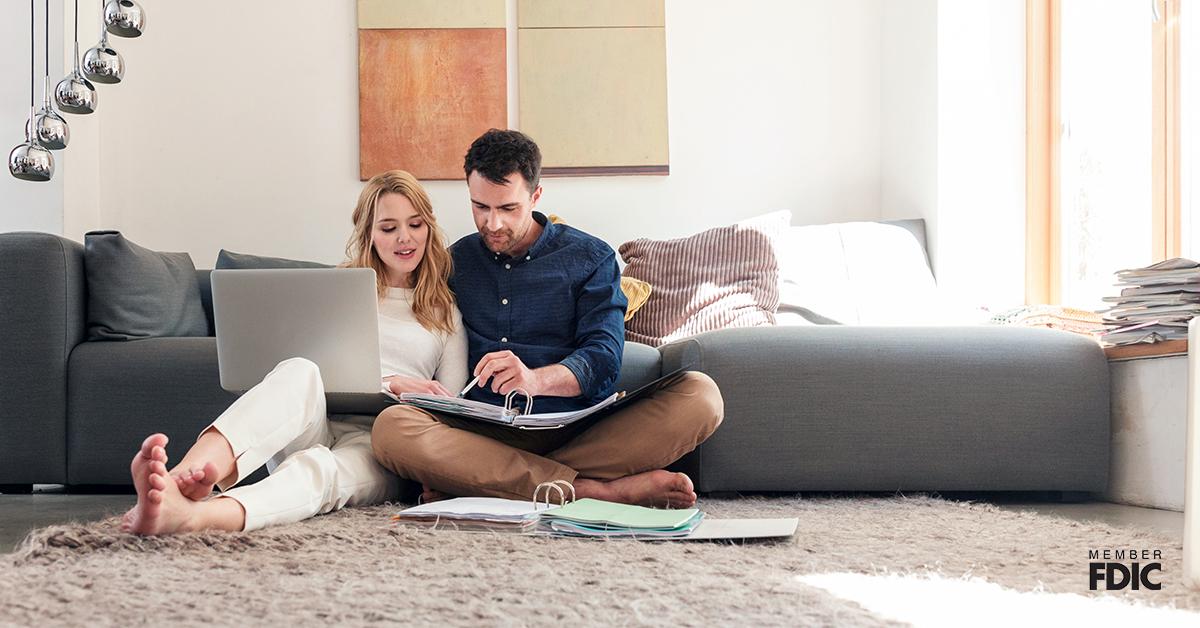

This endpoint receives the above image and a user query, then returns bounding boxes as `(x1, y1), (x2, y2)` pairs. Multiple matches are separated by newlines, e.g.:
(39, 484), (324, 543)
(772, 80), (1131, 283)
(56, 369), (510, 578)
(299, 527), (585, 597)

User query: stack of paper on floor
(538, 498), (704, 538)
(391, 497), (558, 532)
(1100, 258), (1200, 346)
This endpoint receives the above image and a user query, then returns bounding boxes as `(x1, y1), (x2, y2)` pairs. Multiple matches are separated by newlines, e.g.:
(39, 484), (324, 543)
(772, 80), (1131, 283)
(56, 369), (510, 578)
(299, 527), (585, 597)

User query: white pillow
(776, 222), (858, 324)
(777, 220), (970, 325)
(838, 222), (937, 325)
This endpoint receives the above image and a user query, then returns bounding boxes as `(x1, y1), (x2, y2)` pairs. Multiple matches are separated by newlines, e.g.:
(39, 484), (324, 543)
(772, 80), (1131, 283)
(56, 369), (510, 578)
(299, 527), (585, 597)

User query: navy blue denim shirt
(448, 212), (628, 413)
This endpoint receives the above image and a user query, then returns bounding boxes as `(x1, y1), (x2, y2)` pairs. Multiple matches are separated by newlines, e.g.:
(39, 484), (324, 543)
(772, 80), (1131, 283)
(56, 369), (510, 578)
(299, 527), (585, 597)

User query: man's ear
(529, 184), (543, 208)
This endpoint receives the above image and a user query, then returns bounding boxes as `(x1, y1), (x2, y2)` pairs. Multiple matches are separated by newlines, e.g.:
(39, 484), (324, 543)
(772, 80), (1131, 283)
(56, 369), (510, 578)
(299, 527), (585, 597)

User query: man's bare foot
(575, 470), (697, 509)
(173, 462), (220, 501)
(123, 458), (199, 536)
(419, 485), (449, 504)
(120, 434), (168, 532)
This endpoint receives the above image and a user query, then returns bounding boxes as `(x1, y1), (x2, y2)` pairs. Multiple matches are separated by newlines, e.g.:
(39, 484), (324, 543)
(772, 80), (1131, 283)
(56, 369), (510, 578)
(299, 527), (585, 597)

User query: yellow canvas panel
(518, 0), (664, 28)
(358, 0), (506, 29)
(519, 27), (668, 170)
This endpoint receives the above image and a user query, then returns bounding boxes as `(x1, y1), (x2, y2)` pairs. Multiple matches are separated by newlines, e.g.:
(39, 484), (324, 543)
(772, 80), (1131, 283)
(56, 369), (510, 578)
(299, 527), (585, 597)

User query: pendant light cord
(30, 0), (35, 109)
(44, 0), (49, 79)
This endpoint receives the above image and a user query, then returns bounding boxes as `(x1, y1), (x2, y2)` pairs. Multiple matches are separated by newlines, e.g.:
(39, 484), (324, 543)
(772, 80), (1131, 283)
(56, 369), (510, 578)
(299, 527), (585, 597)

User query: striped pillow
(619, 213), (786, 346)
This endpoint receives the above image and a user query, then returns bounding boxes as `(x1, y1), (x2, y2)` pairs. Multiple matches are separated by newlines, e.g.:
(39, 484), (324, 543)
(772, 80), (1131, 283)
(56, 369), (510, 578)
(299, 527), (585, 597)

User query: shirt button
(505, 264), (511, 270)
(525, 256), (531, 261)
(501, 337), (508, 342)
(501, 298), (509, 305)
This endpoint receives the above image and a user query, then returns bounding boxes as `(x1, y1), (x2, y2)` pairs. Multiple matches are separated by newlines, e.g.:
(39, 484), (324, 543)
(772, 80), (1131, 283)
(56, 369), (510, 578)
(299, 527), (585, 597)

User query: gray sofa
(0, 230), (1111, 493)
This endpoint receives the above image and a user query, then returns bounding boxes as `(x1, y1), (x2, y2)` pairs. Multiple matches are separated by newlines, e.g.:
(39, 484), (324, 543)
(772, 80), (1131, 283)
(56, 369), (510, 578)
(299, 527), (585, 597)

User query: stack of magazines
(1099, 258), (1200, 346)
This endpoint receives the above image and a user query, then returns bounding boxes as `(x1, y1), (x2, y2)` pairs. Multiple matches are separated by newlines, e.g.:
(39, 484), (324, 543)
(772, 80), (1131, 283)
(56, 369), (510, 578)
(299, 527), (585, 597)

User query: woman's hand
(384, 375), (452, 396)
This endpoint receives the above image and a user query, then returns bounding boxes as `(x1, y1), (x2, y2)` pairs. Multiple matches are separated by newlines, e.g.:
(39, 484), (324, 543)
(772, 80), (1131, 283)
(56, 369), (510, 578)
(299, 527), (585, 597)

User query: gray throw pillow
(215, 249), (331, 270)
(84, 231), (209, 340)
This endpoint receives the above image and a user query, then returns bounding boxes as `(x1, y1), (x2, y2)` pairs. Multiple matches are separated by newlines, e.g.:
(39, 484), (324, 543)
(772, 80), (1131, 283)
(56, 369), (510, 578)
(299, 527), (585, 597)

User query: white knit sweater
(378, 287), (469, 392)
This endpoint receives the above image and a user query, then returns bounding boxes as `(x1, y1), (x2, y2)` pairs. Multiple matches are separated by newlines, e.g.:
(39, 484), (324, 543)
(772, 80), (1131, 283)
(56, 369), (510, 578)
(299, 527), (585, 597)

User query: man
(372, 130), (723, 508)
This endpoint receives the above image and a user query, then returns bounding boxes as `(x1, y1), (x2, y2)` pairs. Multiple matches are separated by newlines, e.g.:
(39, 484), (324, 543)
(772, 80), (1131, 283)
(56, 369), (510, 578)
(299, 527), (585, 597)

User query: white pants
(208, 357), (401, 531)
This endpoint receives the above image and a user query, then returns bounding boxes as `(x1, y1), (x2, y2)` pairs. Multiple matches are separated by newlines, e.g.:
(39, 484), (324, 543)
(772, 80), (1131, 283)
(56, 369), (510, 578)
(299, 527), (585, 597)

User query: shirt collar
(524, 211), (555, 260)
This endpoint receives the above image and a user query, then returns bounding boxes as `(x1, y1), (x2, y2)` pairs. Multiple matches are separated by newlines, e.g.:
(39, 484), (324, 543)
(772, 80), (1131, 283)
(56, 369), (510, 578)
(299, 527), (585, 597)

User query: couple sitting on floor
(122, 129), (725, 535)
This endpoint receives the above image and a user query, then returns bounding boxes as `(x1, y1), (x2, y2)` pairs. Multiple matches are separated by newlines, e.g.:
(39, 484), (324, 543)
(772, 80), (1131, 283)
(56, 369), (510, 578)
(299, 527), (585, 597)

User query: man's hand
(384, 375), (451, 396)
(474, 350), (541, 396)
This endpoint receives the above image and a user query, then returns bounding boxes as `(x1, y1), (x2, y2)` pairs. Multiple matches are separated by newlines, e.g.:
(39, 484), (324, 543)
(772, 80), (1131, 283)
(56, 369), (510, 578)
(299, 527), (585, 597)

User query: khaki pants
(370, 372), (724, 500)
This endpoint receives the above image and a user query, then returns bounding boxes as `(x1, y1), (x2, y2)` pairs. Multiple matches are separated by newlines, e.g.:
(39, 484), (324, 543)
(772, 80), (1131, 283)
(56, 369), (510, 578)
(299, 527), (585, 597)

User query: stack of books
(1099, 258), (1200, 346)
(392, 497), (703, 539)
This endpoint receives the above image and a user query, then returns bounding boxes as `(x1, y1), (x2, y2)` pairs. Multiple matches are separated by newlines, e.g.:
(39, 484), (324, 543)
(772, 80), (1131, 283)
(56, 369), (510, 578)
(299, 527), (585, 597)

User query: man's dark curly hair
(463, 129), (542, 193)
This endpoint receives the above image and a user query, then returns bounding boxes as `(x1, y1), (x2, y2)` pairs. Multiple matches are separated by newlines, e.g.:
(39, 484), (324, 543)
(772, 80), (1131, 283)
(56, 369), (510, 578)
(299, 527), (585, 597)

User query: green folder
(540, 498), (700, 530)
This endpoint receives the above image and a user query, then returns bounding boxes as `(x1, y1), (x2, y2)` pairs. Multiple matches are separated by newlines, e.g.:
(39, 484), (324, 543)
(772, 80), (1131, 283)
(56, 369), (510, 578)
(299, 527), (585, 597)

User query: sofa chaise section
(660, 326), (1111, 493)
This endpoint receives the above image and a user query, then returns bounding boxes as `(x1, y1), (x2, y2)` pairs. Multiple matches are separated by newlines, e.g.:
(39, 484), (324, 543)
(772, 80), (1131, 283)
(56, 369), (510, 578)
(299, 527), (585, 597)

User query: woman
(121, 170), (467, 535)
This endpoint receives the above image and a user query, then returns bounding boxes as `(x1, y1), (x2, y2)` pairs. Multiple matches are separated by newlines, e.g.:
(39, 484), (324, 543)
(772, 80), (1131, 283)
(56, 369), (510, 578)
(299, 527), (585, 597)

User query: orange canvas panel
(359, 28), (507, 181)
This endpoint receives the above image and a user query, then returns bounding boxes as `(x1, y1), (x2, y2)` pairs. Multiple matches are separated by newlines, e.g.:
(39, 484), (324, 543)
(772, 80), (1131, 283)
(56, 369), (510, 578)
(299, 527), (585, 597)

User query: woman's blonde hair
(344, 170), (455, 335)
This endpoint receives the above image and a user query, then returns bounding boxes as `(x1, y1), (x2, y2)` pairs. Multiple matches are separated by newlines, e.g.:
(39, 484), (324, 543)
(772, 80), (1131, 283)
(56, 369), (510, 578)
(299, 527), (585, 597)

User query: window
(1027, 0), (1183, 309)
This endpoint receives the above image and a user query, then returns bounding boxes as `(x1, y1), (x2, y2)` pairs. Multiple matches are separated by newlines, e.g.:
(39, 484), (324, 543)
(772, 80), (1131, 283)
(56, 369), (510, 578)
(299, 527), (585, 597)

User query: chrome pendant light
(10, 0), (54, 181)
(104, 0), (145, 38)
(31, 0), (69, 150)
(56, 0), (97, 114)
(10, 107), (54, 181)
(83, 0), (125, 84)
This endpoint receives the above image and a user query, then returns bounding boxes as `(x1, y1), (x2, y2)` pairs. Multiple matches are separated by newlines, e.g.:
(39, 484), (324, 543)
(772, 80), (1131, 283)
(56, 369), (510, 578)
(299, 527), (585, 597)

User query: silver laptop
(210, 268), (382, 393)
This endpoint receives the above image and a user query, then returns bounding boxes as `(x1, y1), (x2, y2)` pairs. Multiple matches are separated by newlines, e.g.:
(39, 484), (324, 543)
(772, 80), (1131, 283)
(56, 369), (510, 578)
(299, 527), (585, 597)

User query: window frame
(1025, 0), (1182, 306)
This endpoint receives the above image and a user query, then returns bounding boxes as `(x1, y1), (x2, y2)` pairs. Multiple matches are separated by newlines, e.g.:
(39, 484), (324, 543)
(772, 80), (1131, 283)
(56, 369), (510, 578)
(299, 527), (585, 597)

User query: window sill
(1104, 339), (1188, 362)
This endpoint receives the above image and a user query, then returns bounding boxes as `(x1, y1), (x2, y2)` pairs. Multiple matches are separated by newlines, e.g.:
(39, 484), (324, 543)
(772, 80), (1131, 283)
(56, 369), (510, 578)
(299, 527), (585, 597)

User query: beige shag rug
(3, 496), (1199, 626)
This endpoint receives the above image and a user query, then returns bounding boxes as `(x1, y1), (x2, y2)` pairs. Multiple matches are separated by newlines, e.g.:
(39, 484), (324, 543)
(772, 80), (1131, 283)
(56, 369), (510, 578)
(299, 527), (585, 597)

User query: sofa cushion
(619, 212), (787, 346)
(66, 337), (240, 484)
(215, 250), (331, 270)
(84, 231), (208, 340)
(613, 341), (662, 392)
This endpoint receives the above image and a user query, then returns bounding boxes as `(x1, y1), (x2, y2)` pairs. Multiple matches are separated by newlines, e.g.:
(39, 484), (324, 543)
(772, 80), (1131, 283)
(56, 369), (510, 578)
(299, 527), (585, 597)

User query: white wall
(935, 0), (1026, 308)
(63, 0), (883, 266)
(50, 0), (1025, 310)
(880, 0), (938, 234)
(0, 0), (64, 235)
(880, 0), (1025, 309)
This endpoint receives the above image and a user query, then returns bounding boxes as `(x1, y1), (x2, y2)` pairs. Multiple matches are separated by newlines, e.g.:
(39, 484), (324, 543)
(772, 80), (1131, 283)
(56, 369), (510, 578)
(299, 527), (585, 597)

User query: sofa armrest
(0, 232), (87, 484)
(660, 326), (1110, 492)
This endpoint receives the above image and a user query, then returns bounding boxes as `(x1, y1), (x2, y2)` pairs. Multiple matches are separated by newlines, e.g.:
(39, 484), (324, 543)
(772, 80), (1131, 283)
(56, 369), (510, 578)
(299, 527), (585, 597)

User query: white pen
(457, 374), (481, 398)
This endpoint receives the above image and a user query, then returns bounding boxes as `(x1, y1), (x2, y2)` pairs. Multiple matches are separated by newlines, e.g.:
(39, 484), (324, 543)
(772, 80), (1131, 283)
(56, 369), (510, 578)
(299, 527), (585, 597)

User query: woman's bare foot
(574, 470), (697, 509)
(123, 458), (200, 536)
(120, 434), (168, 532)
(173, 462), (220, 501)
(167, 427), (236, 501)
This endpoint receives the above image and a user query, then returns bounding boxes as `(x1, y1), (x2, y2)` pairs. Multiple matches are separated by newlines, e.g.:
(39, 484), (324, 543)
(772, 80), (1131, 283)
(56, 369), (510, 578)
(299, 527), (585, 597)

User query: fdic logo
(1088, 549), (1163, 591)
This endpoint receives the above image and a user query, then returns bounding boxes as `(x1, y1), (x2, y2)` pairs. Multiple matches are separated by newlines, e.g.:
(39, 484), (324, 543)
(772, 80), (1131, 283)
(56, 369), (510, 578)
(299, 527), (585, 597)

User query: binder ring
(504, 388), (533, 416)
(532, 480), (576, 508)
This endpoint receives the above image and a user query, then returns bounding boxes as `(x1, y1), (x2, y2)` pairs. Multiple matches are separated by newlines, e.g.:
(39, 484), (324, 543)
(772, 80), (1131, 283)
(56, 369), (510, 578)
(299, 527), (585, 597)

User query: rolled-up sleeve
(559, 251), (628, 402)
